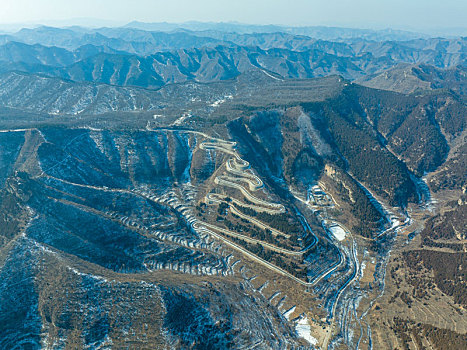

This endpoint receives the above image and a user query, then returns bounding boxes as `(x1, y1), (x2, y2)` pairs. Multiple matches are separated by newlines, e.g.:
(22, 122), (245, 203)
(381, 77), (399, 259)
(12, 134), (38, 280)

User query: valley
(0, 119), (429, 349)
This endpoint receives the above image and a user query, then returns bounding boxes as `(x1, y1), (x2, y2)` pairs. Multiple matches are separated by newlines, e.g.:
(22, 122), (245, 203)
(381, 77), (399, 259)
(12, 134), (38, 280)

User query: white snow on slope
(296, 315), (318, 345)
(329, 225), (346, 241)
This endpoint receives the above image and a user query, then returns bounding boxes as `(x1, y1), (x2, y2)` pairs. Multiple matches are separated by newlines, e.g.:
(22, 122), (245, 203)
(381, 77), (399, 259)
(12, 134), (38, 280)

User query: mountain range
(0, 26), (465, 90)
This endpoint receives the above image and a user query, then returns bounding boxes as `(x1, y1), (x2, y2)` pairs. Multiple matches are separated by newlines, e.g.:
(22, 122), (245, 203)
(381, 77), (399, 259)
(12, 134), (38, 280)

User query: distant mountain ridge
(357, 64), (467, 94)
(124, 21), (431, 41)
(1, 25), (462, 54)
(0, 30), (465, 89)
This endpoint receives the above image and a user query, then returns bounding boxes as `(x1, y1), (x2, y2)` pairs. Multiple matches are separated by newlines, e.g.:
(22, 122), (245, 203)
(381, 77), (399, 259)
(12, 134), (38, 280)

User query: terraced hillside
(0, 127), (310, 348)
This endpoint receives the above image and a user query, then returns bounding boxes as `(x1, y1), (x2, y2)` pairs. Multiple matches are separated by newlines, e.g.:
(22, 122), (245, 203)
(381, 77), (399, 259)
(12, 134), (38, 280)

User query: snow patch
(262, 70), (283, 81)
(209, 95), (233, 107)
(296, 315), (318, 345)
(283, 306), (296, 320)
(329, 225), (346, 241)
(172, 112), (192, 126)
(67, 266), (110, 282)
(0, 128), (29, 133)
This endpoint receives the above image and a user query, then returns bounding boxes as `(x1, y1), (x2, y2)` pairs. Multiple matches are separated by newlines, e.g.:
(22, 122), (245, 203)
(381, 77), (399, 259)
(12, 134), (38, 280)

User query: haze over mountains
(0, 22), (466, 349)
(0, 25), (465, 90)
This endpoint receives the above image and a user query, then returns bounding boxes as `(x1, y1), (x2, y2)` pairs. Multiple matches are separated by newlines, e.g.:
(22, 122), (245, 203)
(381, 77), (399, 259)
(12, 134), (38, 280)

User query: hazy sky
(0, 0), (466, 31)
